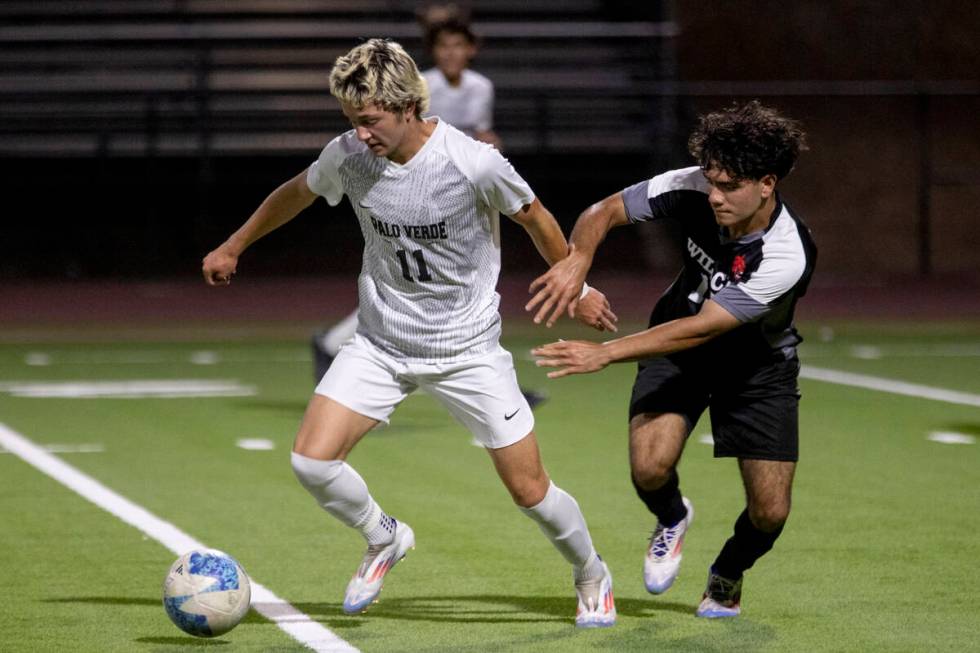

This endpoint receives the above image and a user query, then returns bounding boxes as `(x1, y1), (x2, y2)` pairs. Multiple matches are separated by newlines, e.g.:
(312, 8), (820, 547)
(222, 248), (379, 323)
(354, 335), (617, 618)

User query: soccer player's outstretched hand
(533, 340), (611, 378)
(575, 287), (618, 332)
(202, 246), (238, 286)
(526, 245), (590, 327)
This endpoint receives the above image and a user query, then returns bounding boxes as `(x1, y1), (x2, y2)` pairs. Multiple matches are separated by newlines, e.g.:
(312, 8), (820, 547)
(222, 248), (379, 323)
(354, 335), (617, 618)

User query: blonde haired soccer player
(310, 9), (547, 407)
(202, 39), (618, 627)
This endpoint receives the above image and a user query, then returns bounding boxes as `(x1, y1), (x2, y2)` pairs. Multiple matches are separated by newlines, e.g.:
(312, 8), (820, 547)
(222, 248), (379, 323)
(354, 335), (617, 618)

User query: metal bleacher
(0, 0), (677, 158)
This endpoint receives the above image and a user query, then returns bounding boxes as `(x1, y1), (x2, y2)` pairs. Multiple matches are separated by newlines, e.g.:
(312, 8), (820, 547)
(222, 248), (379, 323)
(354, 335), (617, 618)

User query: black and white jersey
(621, 166), (817, 363)
(306, 118), (535, 363)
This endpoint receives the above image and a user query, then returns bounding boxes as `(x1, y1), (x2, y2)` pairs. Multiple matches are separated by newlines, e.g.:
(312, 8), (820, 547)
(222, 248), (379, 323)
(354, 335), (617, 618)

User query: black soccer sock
(712, 509), (784, 580)
(631, 468), (687, 527)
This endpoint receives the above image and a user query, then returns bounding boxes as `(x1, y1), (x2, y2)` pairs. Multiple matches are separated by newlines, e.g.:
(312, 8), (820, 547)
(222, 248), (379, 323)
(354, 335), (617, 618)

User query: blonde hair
(329, 39), (429, 118)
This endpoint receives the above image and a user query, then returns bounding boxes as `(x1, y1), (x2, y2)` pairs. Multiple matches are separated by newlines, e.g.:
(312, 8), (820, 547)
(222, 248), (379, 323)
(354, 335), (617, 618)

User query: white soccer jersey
(422, 68), (494, 135)
(306, 118), (534, 362)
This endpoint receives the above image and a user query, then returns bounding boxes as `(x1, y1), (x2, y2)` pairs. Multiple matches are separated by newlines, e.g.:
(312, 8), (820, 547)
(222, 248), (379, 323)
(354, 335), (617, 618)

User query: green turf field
(1, 321), (978, 652)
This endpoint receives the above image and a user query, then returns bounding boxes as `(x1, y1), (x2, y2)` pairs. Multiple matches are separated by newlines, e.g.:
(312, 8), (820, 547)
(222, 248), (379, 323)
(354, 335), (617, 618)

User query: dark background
(1, 1), (978, 289)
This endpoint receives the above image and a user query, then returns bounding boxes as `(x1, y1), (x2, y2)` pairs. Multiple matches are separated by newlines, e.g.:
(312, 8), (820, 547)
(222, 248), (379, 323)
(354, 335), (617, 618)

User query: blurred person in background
(202, 38), (618, 627)
(419, 3), (501, 149)
(311, 4), (546, 407)
(530, 101), (815, 619)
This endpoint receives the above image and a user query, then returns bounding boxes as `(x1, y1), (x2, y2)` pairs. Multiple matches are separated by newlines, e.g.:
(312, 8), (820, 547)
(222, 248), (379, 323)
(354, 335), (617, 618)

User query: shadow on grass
(43, 597), (265, 625)
(134, 636), (230, 646)
(44, 596), (161, 606)
(291, 594), (693, 625)
(45, 594), (775, 650)
(295, 596), (776, 651)
(941, 421), (980, 436)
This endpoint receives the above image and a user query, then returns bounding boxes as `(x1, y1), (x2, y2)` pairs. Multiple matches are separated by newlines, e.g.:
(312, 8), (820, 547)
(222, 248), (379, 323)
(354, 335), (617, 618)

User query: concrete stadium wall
(676, 0), (980, 279)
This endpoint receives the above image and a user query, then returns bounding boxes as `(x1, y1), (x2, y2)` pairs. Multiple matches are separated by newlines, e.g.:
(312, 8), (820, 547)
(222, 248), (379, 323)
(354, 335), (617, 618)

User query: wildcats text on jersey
(686, 238), (715, 276)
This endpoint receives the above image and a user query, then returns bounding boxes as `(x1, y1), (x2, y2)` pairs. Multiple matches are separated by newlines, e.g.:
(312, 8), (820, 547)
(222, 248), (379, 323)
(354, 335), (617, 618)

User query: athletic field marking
(236, 438), (276, 451)
(190, 350), (220, 365)
(17, 350), (308, 365)
(697, 433), (714, 445)
(0, 380), (256, 399)
(800, 365), (980, 408)
(0, 423), (358, 653)
(927, 431), (976, 445)
(25, 352), (52, 366)
(849, 345), (882, 360)
(0, 442), (104, 454)
(800, 343), (980, 359)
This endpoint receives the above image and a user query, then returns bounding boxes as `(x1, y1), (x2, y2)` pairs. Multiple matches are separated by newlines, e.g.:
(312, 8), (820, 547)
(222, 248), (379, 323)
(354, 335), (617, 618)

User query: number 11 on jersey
(396, 249), (432, 282)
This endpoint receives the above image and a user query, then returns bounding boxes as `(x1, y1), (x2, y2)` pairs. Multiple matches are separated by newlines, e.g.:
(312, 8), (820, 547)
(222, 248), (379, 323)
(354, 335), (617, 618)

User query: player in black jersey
(529, 101), (815, 618)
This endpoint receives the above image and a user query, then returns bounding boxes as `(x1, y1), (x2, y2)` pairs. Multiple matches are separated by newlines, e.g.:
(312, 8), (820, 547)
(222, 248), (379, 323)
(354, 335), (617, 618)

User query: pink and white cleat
(575, 557), (616, 628)
(342, 520), (415, 614)
(644, 497), (693, 594)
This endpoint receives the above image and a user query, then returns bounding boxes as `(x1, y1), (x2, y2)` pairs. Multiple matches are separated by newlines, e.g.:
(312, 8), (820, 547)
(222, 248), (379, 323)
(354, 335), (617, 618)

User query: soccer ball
(162, 549), (251, 637)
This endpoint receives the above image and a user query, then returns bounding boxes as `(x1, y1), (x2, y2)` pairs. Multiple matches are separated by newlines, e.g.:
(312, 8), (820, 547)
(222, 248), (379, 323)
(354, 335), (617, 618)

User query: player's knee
(630, 461), (673, 491)
(292, 421), (350, 461)
(748, 501), (790, 532)
(507, 475), (549, 508)
(290, 452), (344, 488)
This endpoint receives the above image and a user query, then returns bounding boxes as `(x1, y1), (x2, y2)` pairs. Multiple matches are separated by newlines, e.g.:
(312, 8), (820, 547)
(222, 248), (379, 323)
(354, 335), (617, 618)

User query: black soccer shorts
(628, 352), (801, 462)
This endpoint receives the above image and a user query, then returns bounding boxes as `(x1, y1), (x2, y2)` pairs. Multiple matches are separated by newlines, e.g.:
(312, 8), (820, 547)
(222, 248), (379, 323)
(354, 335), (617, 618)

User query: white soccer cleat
(342, 520), (415, 614)
(695, 568), (742, 618)
(574, 557), (616, 628)
(644, 496), (693, 594)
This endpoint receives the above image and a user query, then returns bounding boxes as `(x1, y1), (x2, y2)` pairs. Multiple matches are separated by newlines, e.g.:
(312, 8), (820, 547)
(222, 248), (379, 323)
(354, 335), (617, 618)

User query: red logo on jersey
(731, 255), (746, 281)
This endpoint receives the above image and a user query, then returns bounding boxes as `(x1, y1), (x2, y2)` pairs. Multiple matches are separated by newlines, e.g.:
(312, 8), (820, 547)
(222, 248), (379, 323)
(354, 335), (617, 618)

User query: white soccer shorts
(315, 333), (535, 449)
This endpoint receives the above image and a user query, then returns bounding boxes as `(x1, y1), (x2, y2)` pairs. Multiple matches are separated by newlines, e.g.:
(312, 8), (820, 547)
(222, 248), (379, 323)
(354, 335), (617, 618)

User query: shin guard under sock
(712, 509), (784, 579)
(632, 468), (687, 527)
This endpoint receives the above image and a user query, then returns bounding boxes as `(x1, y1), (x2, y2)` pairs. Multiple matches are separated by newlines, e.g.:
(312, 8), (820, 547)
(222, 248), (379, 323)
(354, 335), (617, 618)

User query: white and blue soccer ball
(163, 549), (251, 638)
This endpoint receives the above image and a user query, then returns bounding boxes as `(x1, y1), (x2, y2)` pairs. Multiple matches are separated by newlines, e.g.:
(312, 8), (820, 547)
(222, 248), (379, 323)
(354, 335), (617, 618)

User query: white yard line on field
(21, 351), (309, 365)
(0, 423), (358, 653)
(0, 442), (104, 454)
(0, 380), (257, 398)
(927, 431), (976, 445)
(236, 438), (276, 450)
(800, 344), (980, 359)
(800, 365), (980, 408)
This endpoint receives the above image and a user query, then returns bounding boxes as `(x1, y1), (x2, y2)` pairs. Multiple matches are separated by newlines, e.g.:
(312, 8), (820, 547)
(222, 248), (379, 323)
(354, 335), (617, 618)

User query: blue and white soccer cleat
(695, 568), (742, 618)
(342, 520), (415, 614)
(644, 496), (693, 594)
(574, 557), (616, 628)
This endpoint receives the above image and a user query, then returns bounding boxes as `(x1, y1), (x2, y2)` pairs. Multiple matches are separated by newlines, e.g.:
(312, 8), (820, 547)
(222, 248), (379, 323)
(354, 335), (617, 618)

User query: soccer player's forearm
(601, 316), (725, 364)
(568, 194), (626, 262)
(224, 172), (315, 254)
(527, 221), (568, 266)
(514, 200), (568, 266)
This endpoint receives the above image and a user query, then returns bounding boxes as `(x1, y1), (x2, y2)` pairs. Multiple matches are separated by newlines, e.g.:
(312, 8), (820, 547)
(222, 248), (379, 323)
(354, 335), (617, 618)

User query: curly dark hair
(423, 17), (477, 51)
(688, 100), (807, 181)
(418, 2), (477, 52)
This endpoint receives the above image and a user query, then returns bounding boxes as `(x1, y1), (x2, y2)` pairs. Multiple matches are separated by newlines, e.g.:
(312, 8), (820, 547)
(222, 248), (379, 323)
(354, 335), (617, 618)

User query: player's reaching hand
(202, 245), (239, 286)
(526, 244), (591, 327)
(575, 287), (618, 332)
(533, 339), (612, 378)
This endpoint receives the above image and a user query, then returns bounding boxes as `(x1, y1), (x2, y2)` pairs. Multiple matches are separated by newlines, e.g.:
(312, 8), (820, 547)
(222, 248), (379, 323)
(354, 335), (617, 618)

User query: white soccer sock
(520, 482), (598, 575)
(290, 452), (395, 545)
(322, 311), (359, 357)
